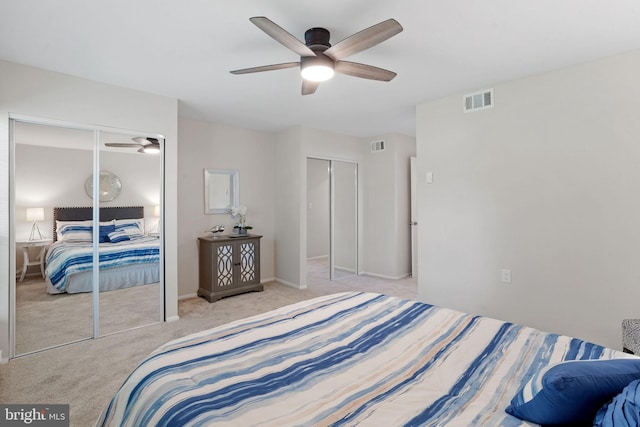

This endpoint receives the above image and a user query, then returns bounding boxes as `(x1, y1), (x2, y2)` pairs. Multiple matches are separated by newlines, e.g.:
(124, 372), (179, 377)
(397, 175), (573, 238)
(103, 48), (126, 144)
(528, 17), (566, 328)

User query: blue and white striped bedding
(45, 237), (160, 293)
(97, 292), (629, 426)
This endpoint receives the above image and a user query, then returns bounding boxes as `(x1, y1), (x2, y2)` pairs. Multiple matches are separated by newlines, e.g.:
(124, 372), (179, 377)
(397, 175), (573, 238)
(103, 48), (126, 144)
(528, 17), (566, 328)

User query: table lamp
(26, 207), (45, 240)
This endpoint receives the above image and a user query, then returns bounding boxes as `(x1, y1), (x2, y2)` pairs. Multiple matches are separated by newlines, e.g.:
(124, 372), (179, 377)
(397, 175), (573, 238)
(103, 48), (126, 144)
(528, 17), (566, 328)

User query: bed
(97, 292), (640, 426)
(45, 206), (160, 294)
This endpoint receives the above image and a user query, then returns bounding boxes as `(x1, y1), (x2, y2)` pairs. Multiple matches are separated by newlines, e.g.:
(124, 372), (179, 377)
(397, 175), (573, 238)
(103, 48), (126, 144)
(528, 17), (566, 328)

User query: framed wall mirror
(204, 168), (238, 214)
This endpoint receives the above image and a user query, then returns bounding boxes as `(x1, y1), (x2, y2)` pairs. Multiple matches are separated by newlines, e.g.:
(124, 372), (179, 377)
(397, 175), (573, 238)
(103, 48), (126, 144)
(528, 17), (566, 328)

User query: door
(13, 121), (95, 355)
(306, 157), (358, 284)
(10, 117), (164, 357)
(410, 156), (418, 279)
(331, 160), (357, 280)
(306, 159), (331, 284)
(98, 130), (163, 336)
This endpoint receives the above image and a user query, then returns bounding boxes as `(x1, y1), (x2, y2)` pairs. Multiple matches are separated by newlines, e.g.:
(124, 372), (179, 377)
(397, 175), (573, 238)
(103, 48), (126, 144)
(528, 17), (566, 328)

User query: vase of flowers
(229, 205), (253, 235)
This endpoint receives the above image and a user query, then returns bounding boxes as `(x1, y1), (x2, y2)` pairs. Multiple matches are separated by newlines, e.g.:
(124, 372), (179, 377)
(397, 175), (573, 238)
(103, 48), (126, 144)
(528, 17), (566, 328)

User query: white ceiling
(1, 1), (639, 138)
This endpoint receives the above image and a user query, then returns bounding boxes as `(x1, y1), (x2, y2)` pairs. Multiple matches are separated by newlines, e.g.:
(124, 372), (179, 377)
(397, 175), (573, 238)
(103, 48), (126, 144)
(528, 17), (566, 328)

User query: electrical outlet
(501, 269), (512, 283)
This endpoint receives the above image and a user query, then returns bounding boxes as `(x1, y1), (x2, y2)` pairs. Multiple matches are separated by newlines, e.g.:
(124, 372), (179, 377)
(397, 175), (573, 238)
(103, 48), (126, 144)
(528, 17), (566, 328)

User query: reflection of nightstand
(16, 239), (52, 282)
(148, 232), (160, 238)
(623, 319), (640, 355)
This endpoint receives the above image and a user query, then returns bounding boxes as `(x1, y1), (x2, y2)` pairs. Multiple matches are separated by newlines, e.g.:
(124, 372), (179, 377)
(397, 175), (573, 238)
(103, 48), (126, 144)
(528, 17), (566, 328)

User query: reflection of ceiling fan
(230, 17), (403, 95)
(104, 137), (161, 154)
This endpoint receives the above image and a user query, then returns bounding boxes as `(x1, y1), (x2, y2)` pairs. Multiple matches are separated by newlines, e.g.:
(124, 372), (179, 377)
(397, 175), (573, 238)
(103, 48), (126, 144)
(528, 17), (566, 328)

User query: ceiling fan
(230, 16), (403, 95)
(104, 137), (161, 154)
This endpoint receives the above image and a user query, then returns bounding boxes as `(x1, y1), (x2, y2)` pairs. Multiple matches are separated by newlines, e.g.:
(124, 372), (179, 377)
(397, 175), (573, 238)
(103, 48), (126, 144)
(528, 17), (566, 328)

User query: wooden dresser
(198, 234), (263, 302)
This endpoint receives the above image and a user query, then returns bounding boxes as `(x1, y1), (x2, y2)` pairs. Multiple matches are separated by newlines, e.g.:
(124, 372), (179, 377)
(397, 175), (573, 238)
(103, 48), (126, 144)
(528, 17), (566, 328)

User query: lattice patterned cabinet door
(240, 242), (256, 283)
(217, 243), (234, 287)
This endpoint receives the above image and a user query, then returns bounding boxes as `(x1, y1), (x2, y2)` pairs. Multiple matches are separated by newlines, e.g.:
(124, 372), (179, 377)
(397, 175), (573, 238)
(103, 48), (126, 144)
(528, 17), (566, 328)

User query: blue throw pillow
(99, 223), (115, 243)
(506, 359), (640, 424)
(594, 379), (640, 426)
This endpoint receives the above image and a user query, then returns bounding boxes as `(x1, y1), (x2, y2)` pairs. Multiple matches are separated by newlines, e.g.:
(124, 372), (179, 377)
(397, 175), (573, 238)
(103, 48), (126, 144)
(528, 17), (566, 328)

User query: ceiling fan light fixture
(141, 144), (160, 154)
(300, 55), (335, 82)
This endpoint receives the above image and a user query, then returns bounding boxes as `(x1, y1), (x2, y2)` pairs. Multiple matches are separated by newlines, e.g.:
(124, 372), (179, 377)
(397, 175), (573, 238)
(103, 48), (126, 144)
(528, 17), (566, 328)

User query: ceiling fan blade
(249, 16), (316, 57)
(302, 79), (320, 95)
(104, 143), (141, 148)
(132, 136), (159, 144)
(335, 61), (397, 81)
(324, 19), (403, 61)
(230, 62), (300, 75)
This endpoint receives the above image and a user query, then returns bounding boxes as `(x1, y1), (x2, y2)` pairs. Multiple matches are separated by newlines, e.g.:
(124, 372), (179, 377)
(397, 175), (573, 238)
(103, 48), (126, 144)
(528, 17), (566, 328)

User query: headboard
(52, 206), (144, 242)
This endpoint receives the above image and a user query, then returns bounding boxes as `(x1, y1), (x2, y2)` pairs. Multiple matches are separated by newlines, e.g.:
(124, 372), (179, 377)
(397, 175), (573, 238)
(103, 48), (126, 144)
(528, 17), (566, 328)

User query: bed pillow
(594, 379), (640, 426)
(114, 222), (144, 240)
(505, 359), (640, 424)
(58, 223), (93, 242)
(108, 230), (131, 243)
(56, 220), (93, 241)
(114, 218), (145, 235)
(99, 221), (115, 243)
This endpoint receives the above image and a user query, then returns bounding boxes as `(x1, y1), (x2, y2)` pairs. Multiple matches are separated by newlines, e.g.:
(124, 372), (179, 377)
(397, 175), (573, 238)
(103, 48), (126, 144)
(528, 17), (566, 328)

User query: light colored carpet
(0, 275), (416, 427)
(15, 278), (161, 355)
(307, 256), (354, 284)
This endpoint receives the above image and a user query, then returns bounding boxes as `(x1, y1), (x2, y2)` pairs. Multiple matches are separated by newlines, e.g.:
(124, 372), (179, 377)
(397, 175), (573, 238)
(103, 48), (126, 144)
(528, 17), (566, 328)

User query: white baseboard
(307, 255), (328, 261)
(178, 293), (198, 301)
(361, 271), (411, 280)
(275, 278), (307, 290)
(166, 315), (180, 323)
(335, 265), (356, 274)
(261, 277), (275, 284)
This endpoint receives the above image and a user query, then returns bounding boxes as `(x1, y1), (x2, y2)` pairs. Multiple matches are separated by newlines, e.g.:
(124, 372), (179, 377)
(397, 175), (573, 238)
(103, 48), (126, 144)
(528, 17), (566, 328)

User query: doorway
(10, 116), (164, 358)
(306, 158), (358, 284)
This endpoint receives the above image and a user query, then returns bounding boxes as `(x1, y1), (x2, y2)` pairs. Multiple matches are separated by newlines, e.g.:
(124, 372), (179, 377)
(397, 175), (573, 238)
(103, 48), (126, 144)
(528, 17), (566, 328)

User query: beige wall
(363, 134), (416, 279)
(177, 117), (276, 297)
(416, 49), (640, 349)
(0, 59), (178, 361)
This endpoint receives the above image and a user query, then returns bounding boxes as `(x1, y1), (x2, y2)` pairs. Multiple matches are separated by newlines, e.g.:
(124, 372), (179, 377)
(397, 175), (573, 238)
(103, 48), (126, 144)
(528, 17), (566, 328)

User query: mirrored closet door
(98, 131), (163, 336)
(11, 118), (164, 357)
(306, 158), (358, 285)
(13, 122), (95, 355)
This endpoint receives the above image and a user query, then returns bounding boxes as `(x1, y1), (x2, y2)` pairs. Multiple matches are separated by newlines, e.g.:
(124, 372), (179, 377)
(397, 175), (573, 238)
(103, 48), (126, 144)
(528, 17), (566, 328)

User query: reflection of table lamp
(26, 207), (45, 241)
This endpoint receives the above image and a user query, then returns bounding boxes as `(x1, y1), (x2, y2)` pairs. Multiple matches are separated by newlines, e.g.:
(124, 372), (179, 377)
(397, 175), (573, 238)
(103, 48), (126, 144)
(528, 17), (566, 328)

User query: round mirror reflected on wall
(84, 170), (122, 201)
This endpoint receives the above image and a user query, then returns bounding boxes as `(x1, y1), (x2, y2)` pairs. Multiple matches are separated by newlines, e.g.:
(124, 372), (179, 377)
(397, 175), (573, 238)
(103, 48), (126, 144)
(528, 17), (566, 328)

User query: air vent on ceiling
(371, 140), (385, 152)
(464, 88), (494, 112)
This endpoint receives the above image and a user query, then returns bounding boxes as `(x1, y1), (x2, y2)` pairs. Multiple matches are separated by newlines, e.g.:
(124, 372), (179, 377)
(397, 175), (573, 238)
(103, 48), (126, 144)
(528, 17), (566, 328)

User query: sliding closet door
(306, 158), (358, 285)
(332, 160), (357, 279)
(13, 121), (95, 355)
(98, 131), (163, 336)
(307, 159), (331, 284)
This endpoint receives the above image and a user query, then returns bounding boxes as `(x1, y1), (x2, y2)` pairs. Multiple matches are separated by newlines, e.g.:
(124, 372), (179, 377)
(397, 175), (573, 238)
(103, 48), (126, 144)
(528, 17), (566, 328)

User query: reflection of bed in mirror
(45, 206), (160, 294)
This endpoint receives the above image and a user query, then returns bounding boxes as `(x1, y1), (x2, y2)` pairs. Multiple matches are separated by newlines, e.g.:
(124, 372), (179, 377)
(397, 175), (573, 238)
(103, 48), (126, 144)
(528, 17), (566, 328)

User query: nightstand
(16, 239), (52, 282)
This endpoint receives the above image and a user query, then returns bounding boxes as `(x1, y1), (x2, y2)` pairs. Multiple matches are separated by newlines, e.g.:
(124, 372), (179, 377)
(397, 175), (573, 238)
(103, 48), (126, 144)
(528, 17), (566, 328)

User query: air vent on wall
(464, 88), (494, 112)
(371, 140), (385, 152)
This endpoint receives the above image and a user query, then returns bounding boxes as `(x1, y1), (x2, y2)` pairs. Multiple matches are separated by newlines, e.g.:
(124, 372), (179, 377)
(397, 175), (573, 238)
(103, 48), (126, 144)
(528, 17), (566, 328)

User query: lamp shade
(153, 205), (160, 217)
(26, 207), (44, 222)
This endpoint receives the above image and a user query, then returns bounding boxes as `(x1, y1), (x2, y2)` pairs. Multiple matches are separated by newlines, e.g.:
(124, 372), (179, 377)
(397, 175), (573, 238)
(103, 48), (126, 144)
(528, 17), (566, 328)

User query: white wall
(15, 144), (161, 241)
(274, 127), (304, 287)
(177, 117), (276, 297)
(363, 134), (416, 279)
(0, 60), (178, 360)
(416, 49), (640, 349)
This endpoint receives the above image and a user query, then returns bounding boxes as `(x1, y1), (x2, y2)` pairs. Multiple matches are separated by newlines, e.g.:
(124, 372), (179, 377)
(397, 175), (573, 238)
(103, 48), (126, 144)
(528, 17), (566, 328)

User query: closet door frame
(306, 156), (359, 283)
(8, 114), (165, 359)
